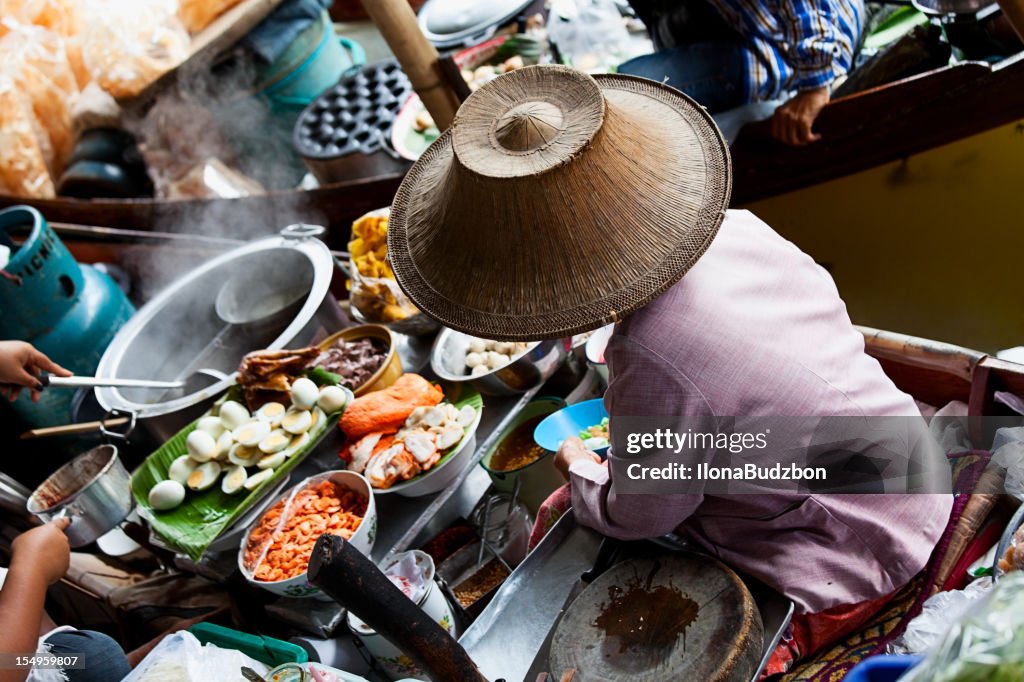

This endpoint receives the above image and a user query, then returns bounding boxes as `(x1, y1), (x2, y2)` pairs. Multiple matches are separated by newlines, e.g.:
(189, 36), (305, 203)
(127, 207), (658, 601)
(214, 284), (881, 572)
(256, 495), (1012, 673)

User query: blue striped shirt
(705, 0), (865, 101)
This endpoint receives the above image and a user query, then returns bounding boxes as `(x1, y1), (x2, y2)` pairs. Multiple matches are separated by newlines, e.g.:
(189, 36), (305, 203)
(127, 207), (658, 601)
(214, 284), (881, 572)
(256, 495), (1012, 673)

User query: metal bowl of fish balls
(430, 328), (570, 396)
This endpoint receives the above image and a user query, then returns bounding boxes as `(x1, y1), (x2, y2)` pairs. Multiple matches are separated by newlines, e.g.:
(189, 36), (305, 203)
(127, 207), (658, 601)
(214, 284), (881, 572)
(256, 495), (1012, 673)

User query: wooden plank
(0, 173), (405, 249)
(732, 54), (1024, 204)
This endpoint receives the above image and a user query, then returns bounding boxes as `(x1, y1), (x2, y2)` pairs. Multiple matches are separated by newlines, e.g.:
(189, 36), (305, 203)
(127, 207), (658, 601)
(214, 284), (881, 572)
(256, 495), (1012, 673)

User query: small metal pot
(27, 444), (133, 547)
(430, 328), (569, 396)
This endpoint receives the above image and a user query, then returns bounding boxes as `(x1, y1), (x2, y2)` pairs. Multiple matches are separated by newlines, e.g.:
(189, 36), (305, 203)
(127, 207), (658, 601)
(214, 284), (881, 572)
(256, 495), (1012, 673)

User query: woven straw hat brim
(388, 66), (731, 341)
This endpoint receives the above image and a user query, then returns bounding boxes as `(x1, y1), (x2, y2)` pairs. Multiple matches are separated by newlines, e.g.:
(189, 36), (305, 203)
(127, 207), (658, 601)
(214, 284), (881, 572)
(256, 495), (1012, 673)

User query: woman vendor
(382, 65), (954, 676)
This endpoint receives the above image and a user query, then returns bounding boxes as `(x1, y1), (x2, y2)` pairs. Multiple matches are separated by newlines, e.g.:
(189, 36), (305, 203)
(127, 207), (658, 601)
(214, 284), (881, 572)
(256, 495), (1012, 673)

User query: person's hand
(771, 87), (830, 146)
(0, 340), (71, 402)
(11, 518), (71, 585)
(554, 436), (602, 480)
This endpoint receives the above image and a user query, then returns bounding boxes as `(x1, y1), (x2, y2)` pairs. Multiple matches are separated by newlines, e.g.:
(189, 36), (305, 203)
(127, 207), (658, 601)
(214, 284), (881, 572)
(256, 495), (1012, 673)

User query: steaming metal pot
(94, 224), (346, 443)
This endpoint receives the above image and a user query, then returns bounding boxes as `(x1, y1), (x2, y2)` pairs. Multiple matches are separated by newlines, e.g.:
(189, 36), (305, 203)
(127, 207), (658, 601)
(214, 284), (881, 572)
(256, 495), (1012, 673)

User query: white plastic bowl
(238, 470), (377, 599)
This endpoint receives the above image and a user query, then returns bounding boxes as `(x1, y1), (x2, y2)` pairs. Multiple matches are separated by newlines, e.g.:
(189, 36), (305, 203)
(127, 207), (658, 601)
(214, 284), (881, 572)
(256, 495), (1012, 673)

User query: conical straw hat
(388, 65), (731, 341)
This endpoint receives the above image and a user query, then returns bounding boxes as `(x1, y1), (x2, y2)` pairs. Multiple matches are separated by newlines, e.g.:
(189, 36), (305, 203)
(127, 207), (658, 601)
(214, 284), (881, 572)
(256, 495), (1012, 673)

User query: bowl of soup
(480, 398), (566, 513)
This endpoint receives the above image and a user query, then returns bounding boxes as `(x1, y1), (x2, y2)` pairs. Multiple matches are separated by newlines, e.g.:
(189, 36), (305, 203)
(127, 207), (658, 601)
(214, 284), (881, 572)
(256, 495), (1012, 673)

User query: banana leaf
(131, 387), (346, 561)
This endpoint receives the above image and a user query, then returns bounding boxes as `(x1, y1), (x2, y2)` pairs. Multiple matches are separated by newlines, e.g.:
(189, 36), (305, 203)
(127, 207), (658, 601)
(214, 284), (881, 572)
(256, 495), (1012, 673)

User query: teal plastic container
(259, 11), (366, 115)
(0, 205), (134, 427)
(189, 622), (308, 668)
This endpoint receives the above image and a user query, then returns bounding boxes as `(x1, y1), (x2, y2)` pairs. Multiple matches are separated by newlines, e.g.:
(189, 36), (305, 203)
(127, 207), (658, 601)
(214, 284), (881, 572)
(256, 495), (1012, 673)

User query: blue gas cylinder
(0, 205), (135, 427)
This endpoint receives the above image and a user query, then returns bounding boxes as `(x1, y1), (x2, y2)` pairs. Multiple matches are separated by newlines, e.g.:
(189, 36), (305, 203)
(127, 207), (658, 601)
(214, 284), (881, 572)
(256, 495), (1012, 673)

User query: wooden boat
(731, 51), (1024, 203)
(3, 45), (1021, 250)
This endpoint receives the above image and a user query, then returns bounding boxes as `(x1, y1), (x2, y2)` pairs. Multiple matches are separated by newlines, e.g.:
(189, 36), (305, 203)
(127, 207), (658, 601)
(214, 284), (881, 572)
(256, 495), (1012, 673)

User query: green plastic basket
(189, 622), (308, 667)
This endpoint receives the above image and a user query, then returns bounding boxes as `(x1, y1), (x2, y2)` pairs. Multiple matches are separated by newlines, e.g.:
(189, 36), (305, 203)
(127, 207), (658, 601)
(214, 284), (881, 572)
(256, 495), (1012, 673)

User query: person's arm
(1000, 0), (1024, 39)
(771, 0), (842, 145)
(0, 341), (71, 402)
(0, 519), (71, 682)
(554, 334), (711, 540)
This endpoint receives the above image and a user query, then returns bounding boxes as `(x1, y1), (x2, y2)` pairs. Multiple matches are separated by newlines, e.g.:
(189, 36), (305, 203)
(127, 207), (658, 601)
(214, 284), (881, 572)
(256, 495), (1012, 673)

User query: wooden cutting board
(550, 555), (764, 682)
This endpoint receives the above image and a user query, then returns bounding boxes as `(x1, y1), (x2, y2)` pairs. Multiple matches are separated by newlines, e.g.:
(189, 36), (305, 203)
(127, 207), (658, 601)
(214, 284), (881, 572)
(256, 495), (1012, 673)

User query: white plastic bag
(547, 0), (637, 72)
(889, 577), (993, 655)
(901, 573), (1024, 682)
(993, 439), (1024, 501)
(122, 630), (269, 682)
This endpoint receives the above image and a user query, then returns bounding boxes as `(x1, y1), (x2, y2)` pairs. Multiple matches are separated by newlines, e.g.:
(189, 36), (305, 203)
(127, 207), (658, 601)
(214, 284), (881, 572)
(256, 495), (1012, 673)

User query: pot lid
(95, 225), (335, 418)
(417, 0), (532, 48)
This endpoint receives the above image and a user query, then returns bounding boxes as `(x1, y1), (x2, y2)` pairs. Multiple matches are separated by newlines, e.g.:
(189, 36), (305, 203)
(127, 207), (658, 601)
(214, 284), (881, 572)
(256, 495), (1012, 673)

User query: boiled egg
(289, 377), (319, 410)
(221, 465), (248, 495)
(259, 429), (291, 454)
(281, 407), (313, 435)
(216, 431), (234, 460)
(257, 452), (286, 470)
(244, 468), (274, 490)
(281, 432), (310, 458)
(186, 461), (221, 491)
(219, 401), (250, 430)
(186, 430), (219, 462)
(196, 416), (225, 439)
(317, 385), (349, 413)
(256, 402), (286, 426)
(168, 455), (198, 485)
(228, 443), (262, 467)
(468, 338), (487, 354)
(233, 419), (271, 447)
(149, 480), (186, 510)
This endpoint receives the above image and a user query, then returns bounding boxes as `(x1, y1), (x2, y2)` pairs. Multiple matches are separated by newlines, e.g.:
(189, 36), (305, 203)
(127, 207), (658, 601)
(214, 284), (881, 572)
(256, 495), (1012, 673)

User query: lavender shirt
(569, 210), (953, 614)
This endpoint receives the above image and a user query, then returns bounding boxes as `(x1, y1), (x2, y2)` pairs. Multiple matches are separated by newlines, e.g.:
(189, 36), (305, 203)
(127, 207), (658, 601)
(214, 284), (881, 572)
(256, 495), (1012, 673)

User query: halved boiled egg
(289, 377), (319, 410)
(221, 465), (248, 495)
(281, 432), (310, 458)
(256, 401), (286, 426)
(257, 452), (286, 470)
(233, 419), (271, 447)
(187, 461), (222, 491)
(186, 430), (219, 462)
(168, 455), (198, 485)
(219, 400), (250, 431)
(259, 429), (291, 454)
(228, 443), (262, 467)
(281, 407), (313, 435)
(244, 468), (274, 490)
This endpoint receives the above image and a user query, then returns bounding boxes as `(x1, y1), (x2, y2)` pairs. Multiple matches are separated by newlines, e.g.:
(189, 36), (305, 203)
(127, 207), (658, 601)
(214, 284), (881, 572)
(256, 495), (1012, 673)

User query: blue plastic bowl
(845, 655), (922, 682)
(534, 398), (610, 456)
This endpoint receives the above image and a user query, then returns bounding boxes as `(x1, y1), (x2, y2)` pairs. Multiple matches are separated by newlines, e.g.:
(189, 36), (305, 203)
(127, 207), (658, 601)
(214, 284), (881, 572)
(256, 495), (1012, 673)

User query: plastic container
(534, 398), (610, 456)
(259, 12), (366, 113)
(845, 654), (922, 682)
(189, 622), (308, 667)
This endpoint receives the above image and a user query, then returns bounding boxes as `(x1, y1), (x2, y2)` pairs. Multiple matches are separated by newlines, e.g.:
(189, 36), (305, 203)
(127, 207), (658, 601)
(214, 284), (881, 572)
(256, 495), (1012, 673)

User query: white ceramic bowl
(238, 470), (377, 599)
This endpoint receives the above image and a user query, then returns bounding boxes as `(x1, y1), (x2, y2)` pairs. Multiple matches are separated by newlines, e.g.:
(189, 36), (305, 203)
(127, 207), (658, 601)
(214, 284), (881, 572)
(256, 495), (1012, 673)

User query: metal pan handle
(100, 408), (137, 442)
(281, 223), (326, 241)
